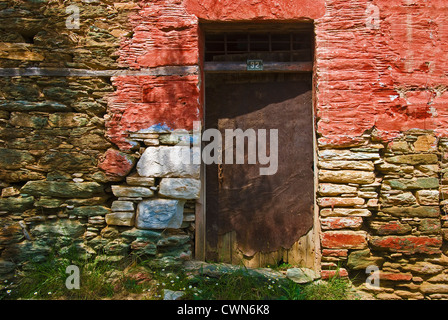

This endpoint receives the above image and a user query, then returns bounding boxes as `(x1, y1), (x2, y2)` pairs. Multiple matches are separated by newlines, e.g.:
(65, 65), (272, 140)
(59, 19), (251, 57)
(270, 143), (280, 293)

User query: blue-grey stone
(136, 199), (185, 229)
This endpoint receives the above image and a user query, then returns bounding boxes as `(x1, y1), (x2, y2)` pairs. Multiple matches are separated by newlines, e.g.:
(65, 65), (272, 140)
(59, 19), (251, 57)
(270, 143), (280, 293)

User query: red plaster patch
(184, 0), (326, 21)
(107, 75), (201, 150)
(315, 0), (448, 144)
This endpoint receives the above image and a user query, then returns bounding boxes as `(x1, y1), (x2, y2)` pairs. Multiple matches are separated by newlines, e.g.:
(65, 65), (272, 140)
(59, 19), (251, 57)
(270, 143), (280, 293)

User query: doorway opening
(196, 23), (317, 269)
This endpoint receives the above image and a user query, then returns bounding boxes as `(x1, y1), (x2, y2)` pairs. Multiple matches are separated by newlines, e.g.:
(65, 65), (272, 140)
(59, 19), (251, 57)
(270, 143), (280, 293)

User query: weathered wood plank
(216, 228), (317, 269)
(194, 167), (206, 261)
(0, 66), (199, 77)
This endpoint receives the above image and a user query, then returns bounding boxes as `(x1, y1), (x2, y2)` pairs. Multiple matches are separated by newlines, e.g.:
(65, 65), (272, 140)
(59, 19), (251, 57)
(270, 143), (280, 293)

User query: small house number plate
(247, 59), (263, 71)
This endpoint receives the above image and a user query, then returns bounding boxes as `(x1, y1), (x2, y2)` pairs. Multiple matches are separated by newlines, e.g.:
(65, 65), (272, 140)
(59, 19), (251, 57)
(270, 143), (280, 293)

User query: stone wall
(318, 130), (448, 299)
(0, 0), (200, 280)
(2, 0), (448, 301)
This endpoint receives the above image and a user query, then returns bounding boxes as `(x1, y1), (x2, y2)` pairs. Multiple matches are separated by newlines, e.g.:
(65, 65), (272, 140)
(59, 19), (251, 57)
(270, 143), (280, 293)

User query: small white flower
(48, 292), (52, 295)
(34, 292), (38, 295)
(6, 290), (11, 294)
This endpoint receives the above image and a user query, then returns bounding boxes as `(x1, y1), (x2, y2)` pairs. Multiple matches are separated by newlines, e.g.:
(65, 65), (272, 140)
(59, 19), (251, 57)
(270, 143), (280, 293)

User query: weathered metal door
(204, 73), (315, 267)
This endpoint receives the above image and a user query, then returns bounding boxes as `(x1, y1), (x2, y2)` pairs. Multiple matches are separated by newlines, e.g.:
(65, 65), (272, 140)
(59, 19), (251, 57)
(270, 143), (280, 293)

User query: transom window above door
(205, 32), (313, 62)
(202, 23), (314, 72)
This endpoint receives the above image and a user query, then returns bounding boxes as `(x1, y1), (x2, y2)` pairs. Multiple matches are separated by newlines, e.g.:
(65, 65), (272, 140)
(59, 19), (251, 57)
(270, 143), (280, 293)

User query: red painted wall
(107, 0), (448, 151)
(315, 0), (448, 146)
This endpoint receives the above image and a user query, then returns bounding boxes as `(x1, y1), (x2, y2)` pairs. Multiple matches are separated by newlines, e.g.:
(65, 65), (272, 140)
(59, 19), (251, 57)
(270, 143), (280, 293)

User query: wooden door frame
(195, 22), (320, 271)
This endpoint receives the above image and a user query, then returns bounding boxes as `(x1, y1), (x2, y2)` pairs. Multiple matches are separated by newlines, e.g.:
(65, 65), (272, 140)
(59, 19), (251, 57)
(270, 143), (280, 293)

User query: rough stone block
(418, 219), (441, 234)
(320, 208), (372, 217)
(318, 160), (374, 171)
(159, 132), (191, 145)
(0, 100), (70, 112)
(144, 138), (160, 146)
(126, 175), (155, 186)
(21, 181), (104, 198)
(0, 148), (35, 170)
(37, 152), (97, 172)
(30, 220), (85, 238)
(380, 192), (416, 206)
(420, 283), (448, 294)
(121, 229), (162, 242)
(130, 240), (157, 256)
(136, 199), (186, 230)
(70, 206), (111, 217)
(159, 178), (201, 199)
(111, 201), (135, 212)
(318, 183), (358, 196)
(322, 249), (348, 257)
(413, 135), (437, 152)
(376, 162), (414, 174)
(105, 212), (135, 226)
(384, 178), (439, 190)
(320, 217), (363, 230)
(111, 185), (154, 198)
(286, 268), (320, 284)
(317, 197), (365, 207)
(35, 197), (63, 209)
(321, 230), (368, 249)
(136, 146), (200, 178)
(402, 261), (444, 275)
(369, 236), (442, 254)
(1, 187), (20, 197)
(9, 112), (48, 129)
(380, 272), (413, 281)
(369, 220), (412, 235)
(98, 149), (137, 181)
(318, 150), (380, 160)
(319, 170), (376, 184)
(48, 113), (89, 128)
(381, 206), (440, 218)
(347, 249), (384, 270)
(385, 154), (438, 165)
(0, 196), (34, 212)
(416, 164), (439, 176)
(388, 140), (410, 153)
(157, 234), (191, 247)
(416, 190), (440, 205)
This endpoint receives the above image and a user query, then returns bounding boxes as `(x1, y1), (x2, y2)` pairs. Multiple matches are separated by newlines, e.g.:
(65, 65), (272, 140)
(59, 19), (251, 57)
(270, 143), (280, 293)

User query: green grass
(300, 274), (352, 300)
(1, 251), (352, 300)
(3, 247), (121, 300)
(141, 264), (352, 300)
